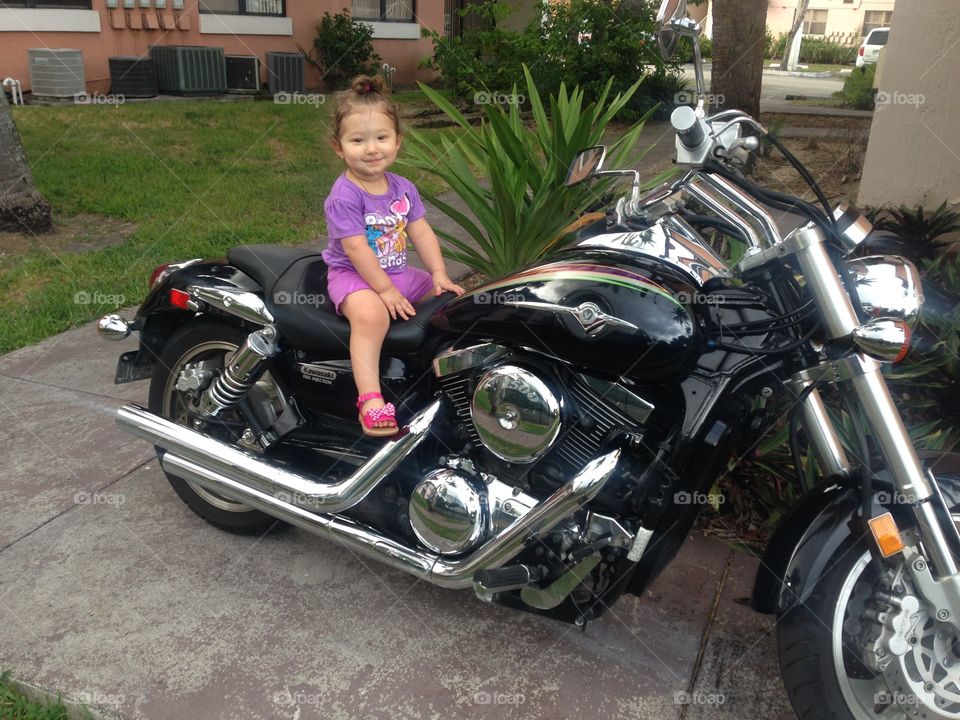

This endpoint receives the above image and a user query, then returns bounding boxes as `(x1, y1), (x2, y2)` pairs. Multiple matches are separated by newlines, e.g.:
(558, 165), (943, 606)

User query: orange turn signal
(868, 512), (905, 558)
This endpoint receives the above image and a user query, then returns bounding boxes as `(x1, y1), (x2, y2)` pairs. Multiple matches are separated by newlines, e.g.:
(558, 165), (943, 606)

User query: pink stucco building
(0, 0), (446, 94)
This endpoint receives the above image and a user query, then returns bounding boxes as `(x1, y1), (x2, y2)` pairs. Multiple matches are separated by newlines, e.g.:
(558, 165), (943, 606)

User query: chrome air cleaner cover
(471, 365), (562, 464)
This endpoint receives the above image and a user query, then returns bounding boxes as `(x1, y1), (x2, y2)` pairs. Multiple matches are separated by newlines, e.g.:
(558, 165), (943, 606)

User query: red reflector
(894, 322), (911, 364)
(859, 46), (865, 56)
(149, 263), (171, 289)
(169, 289), (192, 309)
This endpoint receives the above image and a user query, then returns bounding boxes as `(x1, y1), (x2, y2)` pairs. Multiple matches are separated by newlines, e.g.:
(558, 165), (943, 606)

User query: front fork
(783, 225), (960, 624)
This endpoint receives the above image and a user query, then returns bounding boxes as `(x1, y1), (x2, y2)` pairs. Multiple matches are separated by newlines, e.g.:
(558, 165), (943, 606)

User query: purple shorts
(326, 265), (435, 315)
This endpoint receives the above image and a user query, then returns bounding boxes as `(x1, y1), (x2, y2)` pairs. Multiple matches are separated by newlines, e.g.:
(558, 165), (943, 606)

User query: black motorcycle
(98, 2), (960, 717)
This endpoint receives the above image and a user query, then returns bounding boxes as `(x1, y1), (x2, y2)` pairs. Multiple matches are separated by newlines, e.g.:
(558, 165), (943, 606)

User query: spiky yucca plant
(399, 65), (671, 277)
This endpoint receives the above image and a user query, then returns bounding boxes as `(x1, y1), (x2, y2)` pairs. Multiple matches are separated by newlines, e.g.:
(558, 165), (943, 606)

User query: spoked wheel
(148, 319), (283, 535)
(778, 500), (960, 719)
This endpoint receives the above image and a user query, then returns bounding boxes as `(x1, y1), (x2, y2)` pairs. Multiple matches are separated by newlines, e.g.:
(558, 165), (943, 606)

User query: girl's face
(333, 109), (401, 183)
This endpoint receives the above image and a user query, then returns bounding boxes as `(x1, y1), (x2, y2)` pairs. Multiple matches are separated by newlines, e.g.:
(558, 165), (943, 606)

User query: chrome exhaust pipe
(160, 449), (621, 589)
(117, 400), (441, 514)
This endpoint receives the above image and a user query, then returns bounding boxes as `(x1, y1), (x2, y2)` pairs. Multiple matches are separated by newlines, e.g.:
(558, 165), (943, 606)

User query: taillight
(859, 46), (865, 56)
(149, 263), (171, 290)
(169, 288), (193, 310)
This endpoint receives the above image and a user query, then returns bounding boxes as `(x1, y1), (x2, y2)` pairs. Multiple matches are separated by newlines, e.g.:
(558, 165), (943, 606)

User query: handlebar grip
(671, 106), (705, 150)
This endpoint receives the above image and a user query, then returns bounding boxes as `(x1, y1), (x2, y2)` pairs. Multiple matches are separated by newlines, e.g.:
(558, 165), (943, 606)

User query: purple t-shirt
(322, 172), (426, 275)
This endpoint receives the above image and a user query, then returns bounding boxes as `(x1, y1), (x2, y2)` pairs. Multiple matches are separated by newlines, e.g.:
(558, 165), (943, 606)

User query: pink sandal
(357, 392), (399, 437)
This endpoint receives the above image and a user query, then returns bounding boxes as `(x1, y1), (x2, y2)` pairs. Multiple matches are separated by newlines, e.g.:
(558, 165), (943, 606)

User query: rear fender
(751, 451), (960, 615)
(129, 260), (260, 369)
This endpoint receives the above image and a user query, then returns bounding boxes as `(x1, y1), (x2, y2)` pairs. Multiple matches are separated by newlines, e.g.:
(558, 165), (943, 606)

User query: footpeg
(473, 565), (544, 601)
(521, 553), (601, 610)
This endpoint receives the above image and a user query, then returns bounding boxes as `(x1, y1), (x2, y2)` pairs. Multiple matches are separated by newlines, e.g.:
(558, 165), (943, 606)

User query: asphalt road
(683, 63), (846, 103)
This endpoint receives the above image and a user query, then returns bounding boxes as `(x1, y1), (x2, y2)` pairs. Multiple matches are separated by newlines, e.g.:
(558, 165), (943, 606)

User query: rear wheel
(777, 480), (960, 720)
(148, 319), (283, 535)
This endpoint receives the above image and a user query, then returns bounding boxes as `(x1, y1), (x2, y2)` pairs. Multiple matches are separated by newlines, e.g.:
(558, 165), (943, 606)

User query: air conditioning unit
(149, 45), (226, 94)
(266, 52), (305, 95)
(108, 56), (158, 98)
(225, 55), (260, 93)
(28, 48), (85, 98)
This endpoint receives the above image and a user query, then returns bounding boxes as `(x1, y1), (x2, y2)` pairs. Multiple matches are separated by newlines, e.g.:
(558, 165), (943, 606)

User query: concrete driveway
(0, 314), (794, 720)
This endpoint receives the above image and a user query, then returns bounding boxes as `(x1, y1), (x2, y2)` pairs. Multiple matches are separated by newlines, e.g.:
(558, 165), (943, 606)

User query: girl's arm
(341, 235), (416, 320)
(406, 219), (464, 296)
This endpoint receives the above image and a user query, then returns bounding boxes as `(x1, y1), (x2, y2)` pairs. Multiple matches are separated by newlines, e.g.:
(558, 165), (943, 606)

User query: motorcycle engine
(434, 345), (659, 509)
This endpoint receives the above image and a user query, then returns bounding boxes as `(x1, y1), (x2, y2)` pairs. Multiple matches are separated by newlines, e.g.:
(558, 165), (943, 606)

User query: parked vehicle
(857, 27), (890, 68)
(98, 2), (957, 717)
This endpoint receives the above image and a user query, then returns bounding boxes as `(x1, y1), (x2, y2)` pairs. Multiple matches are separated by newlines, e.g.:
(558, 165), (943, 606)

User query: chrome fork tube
(786, 379), (851, 479)
(793, 225), (957, 577)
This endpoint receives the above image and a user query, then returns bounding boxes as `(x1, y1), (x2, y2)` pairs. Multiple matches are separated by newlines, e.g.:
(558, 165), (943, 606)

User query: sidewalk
(0, 314), (794, 719)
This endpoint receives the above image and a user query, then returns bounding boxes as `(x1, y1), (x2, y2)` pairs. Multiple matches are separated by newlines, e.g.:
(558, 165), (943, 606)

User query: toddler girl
(323, 75), (464, 437)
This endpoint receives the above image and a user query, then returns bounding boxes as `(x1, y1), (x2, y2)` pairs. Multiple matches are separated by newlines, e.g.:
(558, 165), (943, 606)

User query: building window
(199, 0), (285, 16)
(862, 10), (892, 36)
(803, 9), (828, 36)
(353, 0), (416, 23)
(0, 0), (92, 7)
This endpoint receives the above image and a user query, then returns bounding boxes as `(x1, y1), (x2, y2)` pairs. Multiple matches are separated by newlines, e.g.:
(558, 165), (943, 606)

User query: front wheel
(148, 319), (283, 535)
(777, 487), (960, 720)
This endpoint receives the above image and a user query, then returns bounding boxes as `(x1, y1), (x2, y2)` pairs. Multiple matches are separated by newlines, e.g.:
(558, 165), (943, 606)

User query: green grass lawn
(0, 671), (81, 720)
(3, 98), (455, 354)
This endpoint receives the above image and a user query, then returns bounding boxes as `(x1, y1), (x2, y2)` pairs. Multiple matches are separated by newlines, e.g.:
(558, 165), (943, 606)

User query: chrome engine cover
(409, 463), (542, 556)
(471, 365), (562, 464)
(409, 468), (486, 555)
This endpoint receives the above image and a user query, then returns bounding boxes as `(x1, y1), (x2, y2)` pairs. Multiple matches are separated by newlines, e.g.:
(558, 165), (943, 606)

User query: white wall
(858, 0), (960, 207)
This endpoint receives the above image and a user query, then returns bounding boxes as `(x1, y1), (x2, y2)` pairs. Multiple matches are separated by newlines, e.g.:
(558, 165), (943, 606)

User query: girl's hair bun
(351, 75), (387, 96)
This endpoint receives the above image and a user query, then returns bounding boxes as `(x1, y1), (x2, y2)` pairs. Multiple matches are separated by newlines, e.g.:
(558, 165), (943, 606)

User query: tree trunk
(779, 0), (811, 70)
(710, 0), (768, 118)
(0, 90), (52, 234)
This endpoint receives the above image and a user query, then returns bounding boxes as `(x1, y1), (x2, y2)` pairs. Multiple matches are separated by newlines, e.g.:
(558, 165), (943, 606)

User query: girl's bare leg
(341, 290), (393, 429)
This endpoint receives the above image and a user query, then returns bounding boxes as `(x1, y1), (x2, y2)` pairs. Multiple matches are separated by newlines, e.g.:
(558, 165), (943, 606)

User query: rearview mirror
(656, 0), (687, 60)
(565, 146), (607, 187)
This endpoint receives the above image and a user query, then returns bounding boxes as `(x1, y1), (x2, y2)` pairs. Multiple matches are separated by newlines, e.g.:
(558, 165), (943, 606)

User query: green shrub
(297, 9), (382, 91)
(765, 33), (856, 65)
(422, 0), (680, 120)
(797, 38), (857, 64)
(836, 64), (876, 109)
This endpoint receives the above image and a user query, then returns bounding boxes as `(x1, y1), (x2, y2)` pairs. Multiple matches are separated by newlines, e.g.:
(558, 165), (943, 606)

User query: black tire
(777, 478), (960, 720)
(148, 319), (283, 535)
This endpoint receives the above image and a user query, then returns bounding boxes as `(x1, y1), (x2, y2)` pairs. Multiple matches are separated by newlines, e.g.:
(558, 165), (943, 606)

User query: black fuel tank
(430, 252), (704, 381)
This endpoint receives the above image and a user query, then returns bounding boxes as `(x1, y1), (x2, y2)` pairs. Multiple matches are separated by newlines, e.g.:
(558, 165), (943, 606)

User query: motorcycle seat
(228, 244), (453, 357)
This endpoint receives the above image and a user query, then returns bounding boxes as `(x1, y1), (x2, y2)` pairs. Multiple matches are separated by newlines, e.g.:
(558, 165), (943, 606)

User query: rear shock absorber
(199, 325), (280, 418)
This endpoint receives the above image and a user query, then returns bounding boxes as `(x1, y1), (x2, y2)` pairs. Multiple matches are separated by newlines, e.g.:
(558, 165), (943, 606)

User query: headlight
(845, 255), (924, 330)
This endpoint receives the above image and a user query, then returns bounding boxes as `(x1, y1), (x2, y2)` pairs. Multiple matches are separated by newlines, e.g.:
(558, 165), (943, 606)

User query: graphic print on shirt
(364, 193), (412, 270)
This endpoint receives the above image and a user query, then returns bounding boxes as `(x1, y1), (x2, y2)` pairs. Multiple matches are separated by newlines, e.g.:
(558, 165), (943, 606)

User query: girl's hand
(378, 285), (416, 320)
(432, 271), (465, 296)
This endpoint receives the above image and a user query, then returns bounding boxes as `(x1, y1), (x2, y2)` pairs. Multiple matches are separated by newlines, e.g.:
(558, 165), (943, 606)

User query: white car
(856, 27), (890, 68)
